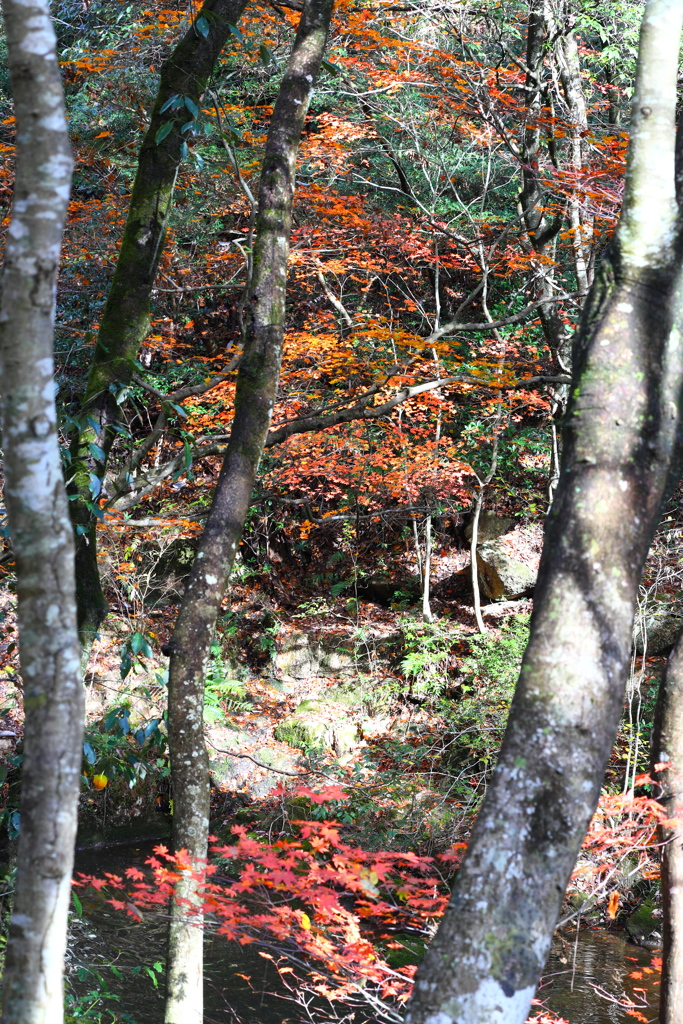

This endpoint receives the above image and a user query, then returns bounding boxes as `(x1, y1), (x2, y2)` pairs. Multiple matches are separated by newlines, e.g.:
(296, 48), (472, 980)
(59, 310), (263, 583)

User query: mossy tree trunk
(162, 3), (333, 1021)
(404, 2), (683, 1022)
(0, 3), (82, 1022)
(652, 627), (683, 1024)
(67, 0), (248, 658)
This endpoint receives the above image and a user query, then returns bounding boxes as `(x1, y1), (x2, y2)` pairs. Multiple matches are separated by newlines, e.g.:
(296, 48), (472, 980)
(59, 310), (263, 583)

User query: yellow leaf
(300, 912), (311, 930)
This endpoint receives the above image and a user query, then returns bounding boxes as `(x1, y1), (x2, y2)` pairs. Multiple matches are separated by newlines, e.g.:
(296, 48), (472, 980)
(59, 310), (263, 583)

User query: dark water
(69, 842), (660, 1023)
(541, 929), (659, 1023)
(70, 841), (291, 1024)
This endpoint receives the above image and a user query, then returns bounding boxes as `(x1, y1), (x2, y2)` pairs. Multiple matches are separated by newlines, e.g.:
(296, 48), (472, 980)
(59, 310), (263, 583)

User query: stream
(68, 841), (660, 1024)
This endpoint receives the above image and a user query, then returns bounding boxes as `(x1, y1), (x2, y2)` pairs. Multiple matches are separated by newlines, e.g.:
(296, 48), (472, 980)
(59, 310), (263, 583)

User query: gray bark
(404, 2), (683, 1021)
(652, 625), (683, 1024)
(163, 2), (334, 1020)
(0, 3), (81, 1023)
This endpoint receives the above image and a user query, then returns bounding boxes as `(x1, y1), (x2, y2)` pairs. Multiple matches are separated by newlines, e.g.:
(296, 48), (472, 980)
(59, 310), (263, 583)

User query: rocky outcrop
(274, 699), (361, 755)
(272, 631), (356, 679)
(476, 523), (543, 601)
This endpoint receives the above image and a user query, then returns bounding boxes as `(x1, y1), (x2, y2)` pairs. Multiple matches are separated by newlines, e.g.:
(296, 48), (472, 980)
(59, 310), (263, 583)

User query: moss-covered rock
(625, 899), (662, 949)
(476, 525), (542, 600)
(274, 699), (360, 754)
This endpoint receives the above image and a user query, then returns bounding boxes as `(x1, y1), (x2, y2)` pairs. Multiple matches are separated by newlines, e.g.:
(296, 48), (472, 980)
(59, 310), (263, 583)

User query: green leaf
(166, 401), (188, 419)
(259, 43), (275, 66)
(228, 22), (243, 42)
(88, 473), (101, 500)
(130, 632), (153, 659)
(182, 436), (194, 475)
(146, 965), (160, 987)
(83, 740), (97, 764)
(72, 890), (83, 918)
(195, 15), (209, 37)
(155, 121), (175, 145)
(321, 58), (341, 75)
(88, 442), (106, 463)
(159, 94), (180, 113)
(130, 631), (145, 655)
(184, 96), (200, 119)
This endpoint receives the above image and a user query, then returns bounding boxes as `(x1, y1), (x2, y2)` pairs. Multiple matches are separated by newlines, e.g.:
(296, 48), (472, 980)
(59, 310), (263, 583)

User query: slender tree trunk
(405, 2), (683, 1021)
(517, 2), (571, 373)
(555, 22), (592, 293)
(163, 3), (333, 1020)
(470, 488), (486, 634)
(0, 3), (82, 1023)
(67, 0), (248, 658)
(652, 626), (683, 1024)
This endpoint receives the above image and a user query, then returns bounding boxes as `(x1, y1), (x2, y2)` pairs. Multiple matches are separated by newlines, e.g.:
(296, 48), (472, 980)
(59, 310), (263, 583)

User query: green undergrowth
(225, 614), (532, 857)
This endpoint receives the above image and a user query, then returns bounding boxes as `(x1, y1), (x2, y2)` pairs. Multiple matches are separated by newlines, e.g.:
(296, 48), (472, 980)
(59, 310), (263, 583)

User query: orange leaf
(607, 891), (620, 920)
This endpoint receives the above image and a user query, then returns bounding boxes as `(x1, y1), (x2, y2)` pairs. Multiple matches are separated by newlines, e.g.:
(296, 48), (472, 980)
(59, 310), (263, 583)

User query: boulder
(355, 574), (421, 607)
(147, 536), (199, 604)
(465, 510), (516, 543)
(476, 523), (543, 601)
(633, 596), (683, 656)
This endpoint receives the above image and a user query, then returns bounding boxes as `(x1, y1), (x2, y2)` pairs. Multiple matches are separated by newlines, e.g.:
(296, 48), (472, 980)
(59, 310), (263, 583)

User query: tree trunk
(67, 0), (248, 658)
(652, 626), (683, 1024)
(0, 3), (82, 1023)
(517, 2), (571, 373)
(404, 2), (683, 1021)
(163, 2), (334, 1020)
(555, 18), (592, 293)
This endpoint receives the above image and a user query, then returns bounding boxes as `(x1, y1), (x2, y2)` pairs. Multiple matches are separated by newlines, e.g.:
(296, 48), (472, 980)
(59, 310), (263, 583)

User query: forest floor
(0, 517), (665, 917)
(0, 513), (672, 1024)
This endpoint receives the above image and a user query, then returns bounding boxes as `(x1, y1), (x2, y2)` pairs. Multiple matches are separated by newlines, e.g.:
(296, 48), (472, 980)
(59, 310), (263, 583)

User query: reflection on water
(70, 841), (292, 1024)
(541, 928), (659, 1024)
(69, 843), (660, 1024)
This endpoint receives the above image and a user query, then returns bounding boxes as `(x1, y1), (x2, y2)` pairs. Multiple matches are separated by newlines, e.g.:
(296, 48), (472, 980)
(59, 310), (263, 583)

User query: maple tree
(45, 0), (636, 620)
(76, 780), (668, 1022)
